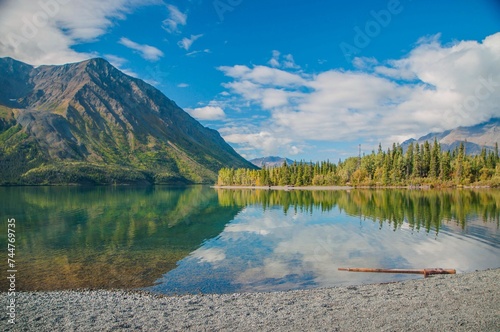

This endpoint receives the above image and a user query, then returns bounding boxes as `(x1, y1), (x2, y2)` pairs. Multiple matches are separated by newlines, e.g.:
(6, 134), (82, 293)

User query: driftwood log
(338, 267), (456, 278)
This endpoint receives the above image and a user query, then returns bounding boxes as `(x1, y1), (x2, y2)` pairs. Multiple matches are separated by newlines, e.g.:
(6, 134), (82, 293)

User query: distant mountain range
(250, 156), (295, 168)
(0, 57), (255, 185)
(401, 118), (499, 155)
(252, 120), (499, 168)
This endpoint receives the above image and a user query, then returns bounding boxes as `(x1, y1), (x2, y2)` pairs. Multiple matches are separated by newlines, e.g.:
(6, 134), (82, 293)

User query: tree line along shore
(217, 141), (500, 188)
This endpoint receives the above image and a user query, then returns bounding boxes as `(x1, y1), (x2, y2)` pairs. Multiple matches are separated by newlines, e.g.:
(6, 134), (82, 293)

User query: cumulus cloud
(177, 34), (203, 51)
(218, 33), (500, 156)
(161, 4), (186, 34)
(220, 126), (303, 157)
(0, 0), (158, 65)
(268, 50), (300, 69)
(352, 56), (378, 70)
(268, 50), (281, 67)
(187, 106), (226, 120)
(219, 65), (306, 87)
(119, 37), (164, 61)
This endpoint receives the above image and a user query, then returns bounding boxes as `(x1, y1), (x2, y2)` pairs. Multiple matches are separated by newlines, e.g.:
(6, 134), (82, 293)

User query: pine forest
(217, 140), (500, 188)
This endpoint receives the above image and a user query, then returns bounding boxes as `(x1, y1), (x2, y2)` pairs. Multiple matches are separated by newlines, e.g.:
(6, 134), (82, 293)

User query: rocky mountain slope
(250, 156), (295, 168)
(0, 57), (255, 185)
(402, 118), (499, 154)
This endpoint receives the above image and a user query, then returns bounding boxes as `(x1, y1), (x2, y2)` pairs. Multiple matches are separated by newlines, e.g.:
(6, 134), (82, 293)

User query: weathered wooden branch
(338, 267), (456, 278)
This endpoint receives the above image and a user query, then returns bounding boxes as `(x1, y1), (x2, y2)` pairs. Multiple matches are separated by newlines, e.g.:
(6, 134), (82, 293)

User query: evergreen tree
(455, 142), (465, 183)
(217, 140), (499, 187)
(422, 141), (431, 177)
(413, 143), (421, 178)
(440, 151), (451, 181)
(429, 138), (441, 179)
(405, 142), (414, 178)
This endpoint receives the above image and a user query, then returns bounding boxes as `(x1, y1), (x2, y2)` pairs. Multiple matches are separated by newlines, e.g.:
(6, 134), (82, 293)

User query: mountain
(250, 156), (295, 168)
(0, 57), (255, 185)
(401, 118), (499, 155)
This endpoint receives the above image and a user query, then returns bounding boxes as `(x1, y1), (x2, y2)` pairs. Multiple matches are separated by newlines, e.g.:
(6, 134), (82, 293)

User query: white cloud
(104, 54), (128, 67)
(177, 83), (189, 88)
(186, 49), (211, 57)
(282, 54), (299, 69)
(119, 37), (164, 61)
(0, 0), (158, 65)
(103, 54), (138, 77)
(220, 127), (301, 157)
(177, 34), (203, 51)
(219, 65), (306, 87)
(187, 106), (226, 120)
(352, 56), (378, 70)
(218, 33), (500, 157)
(161, 4), (186, 34)
(268, 50), (281, 67)
(268, 50), (300, 69)
(261, 89), (292, 109)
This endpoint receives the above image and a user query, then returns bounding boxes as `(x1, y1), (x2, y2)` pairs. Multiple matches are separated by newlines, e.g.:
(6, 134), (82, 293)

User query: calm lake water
(1, 186), (499, 294)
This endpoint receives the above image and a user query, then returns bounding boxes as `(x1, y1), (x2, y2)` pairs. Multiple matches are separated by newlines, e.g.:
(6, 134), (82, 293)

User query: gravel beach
(2, 268), (499, 331)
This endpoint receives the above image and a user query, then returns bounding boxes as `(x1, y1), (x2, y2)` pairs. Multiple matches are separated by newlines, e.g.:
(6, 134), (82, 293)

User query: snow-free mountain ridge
(0, 57), (255, 185)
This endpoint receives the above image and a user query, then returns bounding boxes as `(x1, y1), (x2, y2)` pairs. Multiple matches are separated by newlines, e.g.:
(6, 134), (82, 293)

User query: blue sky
(1, 0), (499, 161)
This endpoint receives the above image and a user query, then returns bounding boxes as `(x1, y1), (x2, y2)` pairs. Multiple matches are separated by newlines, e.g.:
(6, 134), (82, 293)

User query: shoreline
(212, 185), (354, 190)
(212, 184), (495, 190)
(3, 268), (499, 331)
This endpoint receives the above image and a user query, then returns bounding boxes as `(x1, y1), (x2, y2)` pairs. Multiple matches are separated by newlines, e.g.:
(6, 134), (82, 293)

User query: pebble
(2, 269), (499, 331)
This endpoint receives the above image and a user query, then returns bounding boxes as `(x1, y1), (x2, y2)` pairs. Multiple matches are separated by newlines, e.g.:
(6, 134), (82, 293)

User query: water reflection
(1, 187), (498, 294)
(149, 189), (500, 295)
(217, 189), (500, 233)
(0, 186), (243, 291)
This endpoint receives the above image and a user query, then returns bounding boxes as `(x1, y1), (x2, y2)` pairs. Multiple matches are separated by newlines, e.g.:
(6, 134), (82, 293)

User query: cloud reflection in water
(149, 189), (500, 295)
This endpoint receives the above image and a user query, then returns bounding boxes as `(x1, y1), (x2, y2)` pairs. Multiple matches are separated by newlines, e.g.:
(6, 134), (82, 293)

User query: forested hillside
(0, 57), (255, 185)
(218, 140), (500, 187)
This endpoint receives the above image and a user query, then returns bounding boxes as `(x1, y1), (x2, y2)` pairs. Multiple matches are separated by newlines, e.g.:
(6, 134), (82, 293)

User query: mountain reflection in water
(1, 187), (498, 293)
(0, 186), (242, 291)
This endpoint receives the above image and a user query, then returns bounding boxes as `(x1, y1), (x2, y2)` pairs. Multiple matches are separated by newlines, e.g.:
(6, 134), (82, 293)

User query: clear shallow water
(0, 186), (242, 291)
(1, 186), (499, 294)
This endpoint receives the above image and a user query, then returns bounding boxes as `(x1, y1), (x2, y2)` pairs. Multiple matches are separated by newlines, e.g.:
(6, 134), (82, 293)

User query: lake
(1, 186), (499, 294)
